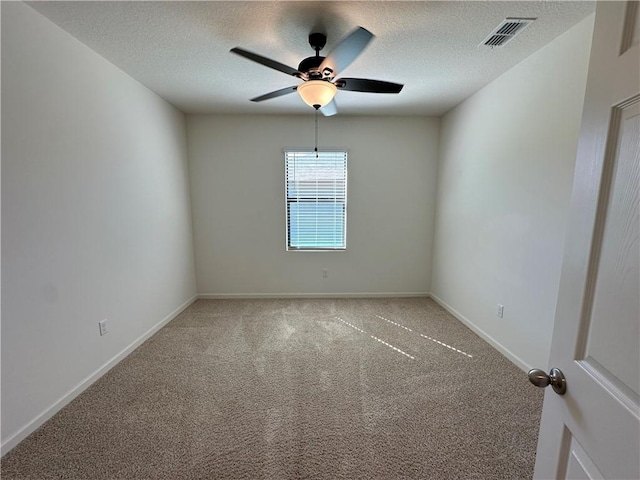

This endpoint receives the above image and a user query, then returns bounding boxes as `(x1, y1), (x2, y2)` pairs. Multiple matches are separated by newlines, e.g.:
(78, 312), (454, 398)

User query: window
(285, 150), (347, 250)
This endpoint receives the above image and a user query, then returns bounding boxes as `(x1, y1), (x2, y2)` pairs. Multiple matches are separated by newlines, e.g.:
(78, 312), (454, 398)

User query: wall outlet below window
(322, 269), (328, 278)
(99, 319), (109, 336)
(497, 304), (504, 318)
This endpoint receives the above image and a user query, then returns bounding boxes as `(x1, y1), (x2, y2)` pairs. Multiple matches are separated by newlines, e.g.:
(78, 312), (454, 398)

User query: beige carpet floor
(1, 297), (543, 479)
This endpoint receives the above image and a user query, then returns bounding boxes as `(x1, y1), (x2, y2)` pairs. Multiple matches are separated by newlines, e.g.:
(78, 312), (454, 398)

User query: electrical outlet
(322, 269), (328, 278)
(497, 304), (504, 318)
(98, 319), (109, 336)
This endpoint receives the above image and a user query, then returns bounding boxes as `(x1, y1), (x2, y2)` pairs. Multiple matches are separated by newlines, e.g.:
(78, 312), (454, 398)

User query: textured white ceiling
(27, 1), (595, 116)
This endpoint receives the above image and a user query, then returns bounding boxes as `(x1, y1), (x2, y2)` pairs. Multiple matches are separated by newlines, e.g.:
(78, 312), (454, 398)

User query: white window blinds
(285, 150), (347, 250)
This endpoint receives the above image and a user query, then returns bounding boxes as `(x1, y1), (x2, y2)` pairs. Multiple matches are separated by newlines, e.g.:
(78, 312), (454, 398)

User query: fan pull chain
(314, 109), (319, 158)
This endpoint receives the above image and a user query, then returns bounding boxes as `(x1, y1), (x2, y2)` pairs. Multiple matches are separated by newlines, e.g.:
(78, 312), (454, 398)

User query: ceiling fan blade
(319, 99), (338, 117)
(335, 78), (403, 94)
(319, 27), (374, 76)
(230, 47), (303, 78)
(250, 86), (298, 102)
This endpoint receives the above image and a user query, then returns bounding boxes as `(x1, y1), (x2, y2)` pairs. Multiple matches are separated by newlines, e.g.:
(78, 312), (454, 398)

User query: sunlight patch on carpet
(419, 333), (473, 358)
(334, 316), (416, 360)
(372, 313), (474, 359)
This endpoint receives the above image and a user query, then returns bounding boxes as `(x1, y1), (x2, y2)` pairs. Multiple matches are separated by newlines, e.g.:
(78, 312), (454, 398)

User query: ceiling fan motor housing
(298, 56), (326, 78)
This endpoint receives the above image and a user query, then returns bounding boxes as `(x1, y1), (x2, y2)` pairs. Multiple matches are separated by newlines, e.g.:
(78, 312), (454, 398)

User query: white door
(532, 1), (640, 479)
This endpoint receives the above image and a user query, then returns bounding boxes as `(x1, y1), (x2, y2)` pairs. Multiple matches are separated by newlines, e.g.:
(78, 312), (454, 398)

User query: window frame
(284, 148), (348, 252)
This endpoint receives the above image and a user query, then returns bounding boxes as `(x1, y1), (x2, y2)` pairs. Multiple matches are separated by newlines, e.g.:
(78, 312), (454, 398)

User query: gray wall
(430, 15), (595, 370)
(187, 115), (440, 296)
(1, 2), (197, 452)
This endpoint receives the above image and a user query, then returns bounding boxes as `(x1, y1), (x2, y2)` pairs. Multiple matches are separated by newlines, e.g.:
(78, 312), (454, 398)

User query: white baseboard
(0, 295), (198, 457)
(197, 292), (430, 299)
(429, 293), (531, 373)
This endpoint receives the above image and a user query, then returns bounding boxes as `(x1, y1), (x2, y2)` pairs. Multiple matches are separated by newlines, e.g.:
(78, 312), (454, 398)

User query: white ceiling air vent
(480, 18), (536, 48)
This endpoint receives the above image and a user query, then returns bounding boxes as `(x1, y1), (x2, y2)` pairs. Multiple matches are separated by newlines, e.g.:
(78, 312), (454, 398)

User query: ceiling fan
(230, 27), (404, 116)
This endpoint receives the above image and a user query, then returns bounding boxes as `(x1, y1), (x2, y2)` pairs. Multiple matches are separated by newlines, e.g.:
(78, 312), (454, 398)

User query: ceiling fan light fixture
(297, 80), (337, 108)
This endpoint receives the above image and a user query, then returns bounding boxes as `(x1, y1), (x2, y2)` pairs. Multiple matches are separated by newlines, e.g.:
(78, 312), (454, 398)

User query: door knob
(528, 367), (567, 395)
